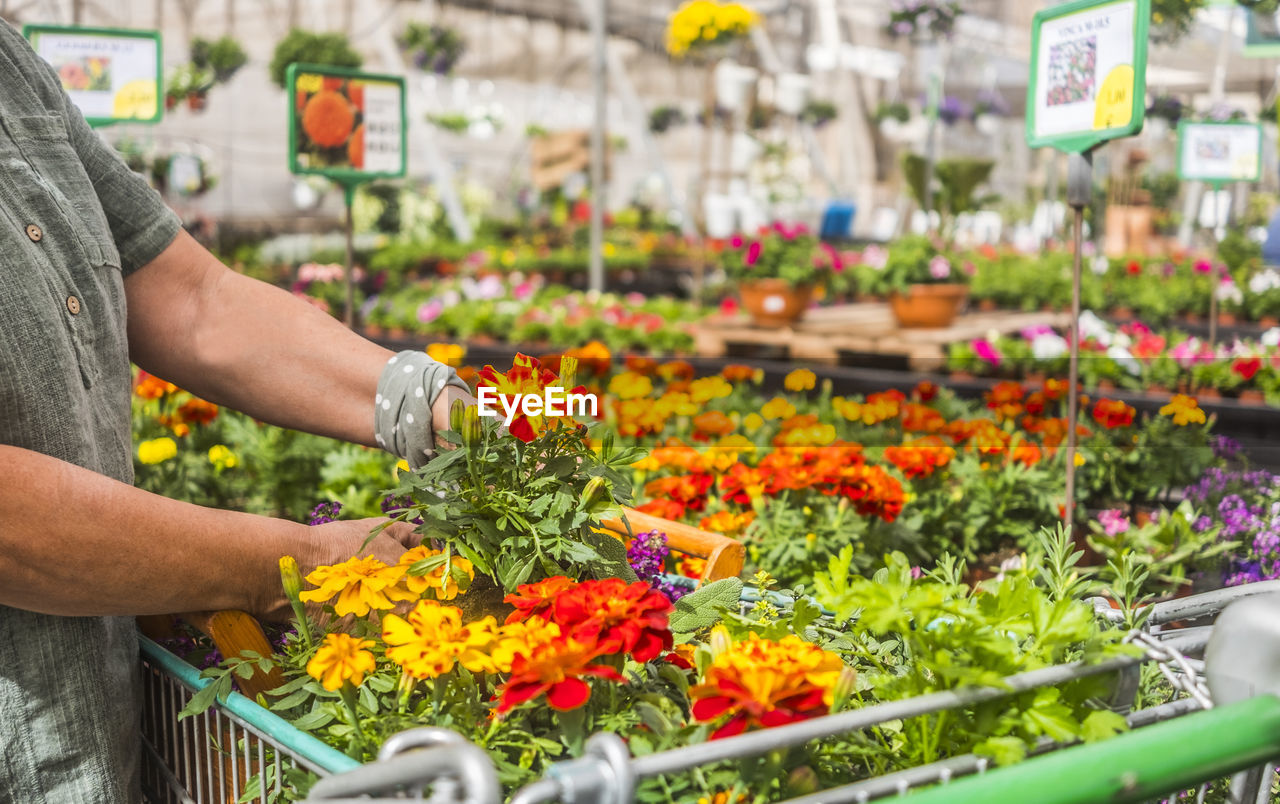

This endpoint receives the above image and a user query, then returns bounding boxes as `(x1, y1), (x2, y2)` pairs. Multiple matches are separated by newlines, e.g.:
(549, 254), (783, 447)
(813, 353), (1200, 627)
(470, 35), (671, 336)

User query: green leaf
(669, 578), (743, 638)
(1080, 709), (1127, 742)
(974, 735), (1028, 766)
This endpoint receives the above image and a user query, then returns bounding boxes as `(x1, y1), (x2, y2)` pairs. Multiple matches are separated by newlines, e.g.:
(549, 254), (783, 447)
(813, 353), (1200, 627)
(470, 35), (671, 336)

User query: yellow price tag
(112, 79), (157, 120)
(1093, 65), (1134, 131)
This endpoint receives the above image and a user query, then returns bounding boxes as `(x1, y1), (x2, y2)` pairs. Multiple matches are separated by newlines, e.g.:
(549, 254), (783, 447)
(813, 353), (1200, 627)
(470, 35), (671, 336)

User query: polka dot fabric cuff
(374, 350), (470, 469)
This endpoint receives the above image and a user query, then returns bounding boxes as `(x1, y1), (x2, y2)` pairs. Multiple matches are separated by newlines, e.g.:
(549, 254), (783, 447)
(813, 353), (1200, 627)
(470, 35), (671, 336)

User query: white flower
(1250, 269), (1280, 294)
(1215, 279), (1244, 305)
(1107, 345), (1141, 376)
(1031, 332), (1069, 360)
(862, 245), (888, 270)
(1262, 328), (1280, 348)
(1078, 310), (1112, 346)
(1091, 256), (1109, 276)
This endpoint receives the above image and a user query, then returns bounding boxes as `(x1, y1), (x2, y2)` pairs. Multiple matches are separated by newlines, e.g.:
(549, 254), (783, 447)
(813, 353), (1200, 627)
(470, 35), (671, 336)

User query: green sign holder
(1176, 120), (1263, 346)
(286, 63), (408, 327)
(1025, 0), (1149, 535)
(1026, 0), (1150, 154)
(23, 23), (163, 127)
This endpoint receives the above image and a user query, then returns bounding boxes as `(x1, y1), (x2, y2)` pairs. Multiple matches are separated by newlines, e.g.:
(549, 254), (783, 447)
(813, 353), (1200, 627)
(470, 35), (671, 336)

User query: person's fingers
(380, 520), (422, 550)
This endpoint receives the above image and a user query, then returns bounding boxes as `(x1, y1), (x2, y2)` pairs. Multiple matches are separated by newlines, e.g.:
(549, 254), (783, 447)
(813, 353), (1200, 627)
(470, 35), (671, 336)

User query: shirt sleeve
(1, 22), (181, 276)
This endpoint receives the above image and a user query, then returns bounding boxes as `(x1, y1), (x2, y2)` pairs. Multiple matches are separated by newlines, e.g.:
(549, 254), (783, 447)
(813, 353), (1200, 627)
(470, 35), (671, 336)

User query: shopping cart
(138, 507), (741, 804)
(296, 581), (1280, 804)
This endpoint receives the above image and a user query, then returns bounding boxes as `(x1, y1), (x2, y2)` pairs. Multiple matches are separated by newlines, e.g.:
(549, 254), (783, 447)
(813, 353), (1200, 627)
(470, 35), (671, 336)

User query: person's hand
(257, 518), (422, 622)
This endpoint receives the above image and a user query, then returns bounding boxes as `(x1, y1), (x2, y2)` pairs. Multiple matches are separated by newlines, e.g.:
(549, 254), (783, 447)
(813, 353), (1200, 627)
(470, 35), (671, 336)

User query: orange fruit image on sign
(347, 124), (364, 168)
(302, 90), (355, 148)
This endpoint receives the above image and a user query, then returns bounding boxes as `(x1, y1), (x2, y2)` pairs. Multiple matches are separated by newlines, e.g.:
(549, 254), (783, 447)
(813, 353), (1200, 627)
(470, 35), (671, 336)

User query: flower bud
(786, 766), (819, 796)
(461, 405), (482, 447)
(449, 397), (466, 434)
(580, 476), (607, 508)
(279, 556), (303, 602)
(831, 665), (858, 710)
(709, 624), (732, 658)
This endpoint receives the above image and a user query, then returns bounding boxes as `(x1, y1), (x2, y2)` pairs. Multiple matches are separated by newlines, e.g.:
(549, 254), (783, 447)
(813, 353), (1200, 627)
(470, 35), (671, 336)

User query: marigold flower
(1092, 398), (1136, 429)
(489, 618), (563, 674)
(657, 360), (696, 382)
(691, 634), (844, 738)
(692, 410), (736, 438)
(307, 633), (376, 691)
(678, 555), (708, 579)
(901, 403), (946, 433)
(721, 364), (759, 383)
(396, 546), (474, 601)
(608, 371), (655, 400)
(477, 353), (585, 442)
(426, 342), (466, 367)
(176, 397), (219, 426)
(784, 368), (817, 392)
(207, 444), (237, 470)
(512, 578), (675, 662)
(1160, 394), (1206, 426)
(138, 437), (177, 465)
(985, 381), (1025, 421)
(565, 341), (612, 376)
(884, 436), (954, 479)
(495, 638), (625, 713)
(300, 555), (415, 617)
(635, 498), (687, 520)
(761, 397), (797, 420)
(699, 509), (755, 536)
(382, 600), (499, 679)
(689, 376), (733, 403)
(134, 371), (178, 400)
(504, 576), (578, 623)
(626, 355), (658, 375)
(301, 89), (355, 147)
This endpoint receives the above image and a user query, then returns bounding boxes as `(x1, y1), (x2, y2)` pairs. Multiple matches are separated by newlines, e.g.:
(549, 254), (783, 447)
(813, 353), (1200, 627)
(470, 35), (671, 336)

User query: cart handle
(141, 507), (743, 699)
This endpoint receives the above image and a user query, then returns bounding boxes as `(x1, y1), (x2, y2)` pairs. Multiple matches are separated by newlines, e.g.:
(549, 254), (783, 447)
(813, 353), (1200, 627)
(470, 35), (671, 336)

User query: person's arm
(0, 444), (417, 620)
(124, 230), (464, 444)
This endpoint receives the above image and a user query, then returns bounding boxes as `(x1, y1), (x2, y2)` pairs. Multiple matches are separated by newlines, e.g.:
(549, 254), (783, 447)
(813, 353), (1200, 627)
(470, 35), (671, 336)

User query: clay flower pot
(738, 279), (814, 328)
(1260, 316), (1280, 329)
(889, 283), (969, 328)
(1238, 389), (1265, 405)
(978, 298), (999, 312)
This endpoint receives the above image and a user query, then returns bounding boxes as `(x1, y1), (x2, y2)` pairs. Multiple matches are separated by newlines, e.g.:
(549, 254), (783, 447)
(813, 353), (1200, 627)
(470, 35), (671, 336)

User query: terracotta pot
(1097, 379), (1116, 391)
(1218, 312), (1238, 327)
(364, 324), (385, 338)
(889, 283), (969, 329)
(1197, 387), (1222, 400)
(186, 91), (207, 111)
(1025, 372), (1047, 386)
(1111, 306), (1133, 320)
(1238, 389), (1266, 405)
(978, 298), (999, 312)
(1181, 312), (1203, 325)
(1260, 316), (1280, 329)
(949, 370), (976, 382)
(1146, 384), (1168, 396)
(738, 279), (814, 328)
(388, 327), (407, 339)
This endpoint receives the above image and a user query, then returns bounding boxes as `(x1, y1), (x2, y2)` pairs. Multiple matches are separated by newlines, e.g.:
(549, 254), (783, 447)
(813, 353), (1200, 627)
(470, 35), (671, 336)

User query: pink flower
(730, 235), (744, 249)
(1097, 509), (1130, 537)
(909, 566), (924, 579)
(928, 255), (952, 280)
(417, 300), (444, 324)
(745, 241), (762, 267)
(1194, 259), (1212, 275)
(973, 339), (1002, 367)
(720, 297), (739, 315)
(962, 260), (977, 276)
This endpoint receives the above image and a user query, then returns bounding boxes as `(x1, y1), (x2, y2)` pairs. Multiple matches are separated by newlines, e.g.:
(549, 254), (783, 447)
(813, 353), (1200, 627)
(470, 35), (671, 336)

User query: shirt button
(66, 295), (81, 315)
(26, 224), (43, 243)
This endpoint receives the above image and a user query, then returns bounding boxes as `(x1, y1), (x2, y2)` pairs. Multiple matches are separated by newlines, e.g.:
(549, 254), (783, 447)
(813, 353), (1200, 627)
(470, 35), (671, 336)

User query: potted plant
(800, 99), (838, 128)
(874, 100), (911, 136)
(648, 104), (687, 134)
(269, 29), (363, 89)
(882, 235), (969, 328)
(397, 22), (466, 75)
(884, 0), (963, 38)
(972, 89), (1008, 135)
(719, 222), (828, 327)
(191, 35), (248, 83)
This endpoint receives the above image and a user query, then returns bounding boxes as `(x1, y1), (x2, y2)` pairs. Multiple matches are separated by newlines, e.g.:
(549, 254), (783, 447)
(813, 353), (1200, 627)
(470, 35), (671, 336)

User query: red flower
(1092, 398), (1136, 429)
(884, 436), (955, 480)
(635, 498), (687, 520)
(913, 381), (939, 402)
(494, 639), (625, 714)
(476, 353), (585, 442)
(1233, 357), (1262, 381)
(504, 576), (577, 624)
(1126, 260), (1142, 275)
(549, 579), (674, 662)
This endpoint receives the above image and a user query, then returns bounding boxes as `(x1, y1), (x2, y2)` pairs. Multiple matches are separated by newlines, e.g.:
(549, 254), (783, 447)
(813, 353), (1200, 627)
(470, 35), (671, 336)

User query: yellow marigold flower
(300, 556), (416, 617)
(742, 412), (765, 433)
(138, 437), (177, 465)
(784, 368), (817, 393)
(207, 444), (237, 469)
(608, 371), (654, 400)
(426, 342), (466, 367)
(1074, 451), (1087, 467)
(395, 459), (411, 479)
(689, 376), (732, 404)
(761, 397), (797, 420)
(306, 633), (376, 691)
(489, 619), (562, 674)
(1159, 394), (1207, 426)
(656, 391), (698, 417)
(382, 600), (500, 679)
(396, 546), (475, 601)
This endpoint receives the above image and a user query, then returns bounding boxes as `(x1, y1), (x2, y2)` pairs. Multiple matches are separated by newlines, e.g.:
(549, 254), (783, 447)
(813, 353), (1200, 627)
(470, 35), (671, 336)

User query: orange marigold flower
(608, 371), (655, 400)
(544, 578), (675, 661)
(504, 576), (578, 624)
(644, 474), (714, 512)
(1092, 398), (1136, 429)
(690, 635), (844, 739)
(477, 353), (584, 442)
(689, 376), (733, 403)
(657, 360), (696, 382)
(721, 463), (767, 504)
(884, 436), (955, 479)
(565, 341), (612, 376)
(721, 364), (758, 383)
(494, 638), (625, 714)
(306, 633), (376, 692)
(301, 89), (355, 147)
(176, 397), (219, 426)
(784, 368), (817, 392)
(693, 410), (736, 438)
(135, 371), (179, 400)
(635, 498), (687, 520)
(1043, 377), (1070, 401)
(347, 123), (364, 168)
(678, 554), (708, 579)
(913, 381), (939, 402)
(626, 355), (658, 375)
(699, 509), (756, 537)
(835, 464), (906, 522)
(1008, 437), (1043, 468)
(901, 403), (946, 433)
(985, 381), (1025, 421)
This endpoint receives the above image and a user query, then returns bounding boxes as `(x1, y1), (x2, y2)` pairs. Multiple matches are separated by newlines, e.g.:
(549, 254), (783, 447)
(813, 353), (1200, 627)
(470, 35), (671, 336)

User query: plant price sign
(1026, 0), (1149, 153)
(287, 63), (407, 183)
(24, 24), (162, 125)
(1177, 122), (1263, 184)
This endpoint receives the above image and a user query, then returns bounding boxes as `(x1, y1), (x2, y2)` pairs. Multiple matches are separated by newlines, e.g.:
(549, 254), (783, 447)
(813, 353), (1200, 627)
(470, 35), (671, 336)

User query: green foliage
(719, 225), (828, 287)
(881, 234), (968, 292)
(269, 29), (363, 89)
(387, 420), (645, 591)
(191, 35), (248, 82)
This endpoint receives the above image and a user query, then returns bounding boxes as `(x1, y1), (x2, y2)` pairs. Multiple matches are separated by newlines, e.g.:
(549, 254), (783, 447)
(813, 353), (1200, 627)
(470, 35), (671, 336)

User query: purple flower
(1211, 435), (1242, 462)
(626, 530), (688, 602)
(381, 494), (425, 526)
(308, 501), (343, 526)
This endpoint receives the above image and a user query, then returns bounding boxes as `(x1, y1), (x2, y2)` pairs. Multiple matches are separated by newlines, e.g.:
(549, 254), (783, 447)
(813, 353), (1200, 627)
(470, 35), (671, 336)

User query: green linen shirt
(0, 21), (181, 803)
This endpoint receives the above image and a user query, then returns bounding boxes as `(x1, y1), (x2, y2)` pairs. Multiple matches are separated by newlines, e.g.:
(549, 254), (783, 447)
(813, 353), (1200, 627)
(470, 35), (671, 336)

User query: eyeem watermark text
(476, 387), (597, 426)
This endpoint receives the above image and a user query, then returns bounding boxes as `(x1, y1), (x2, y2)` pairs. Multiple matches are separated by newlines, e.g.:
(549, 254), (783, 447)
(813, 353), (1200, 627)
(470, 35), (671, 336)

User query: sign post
(24, 24), (162, 127)
(1177, 120), (1263, 346)
(1026, 0), (1149, 533)
(287, 64), (407, 328)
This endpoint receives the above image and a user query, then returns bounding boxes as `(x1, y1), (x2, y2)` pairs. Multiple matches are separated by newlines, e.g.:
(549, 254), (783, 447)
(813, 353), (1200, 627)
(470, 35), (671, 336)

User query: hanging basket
(889, 283), (968, 328)
(739, 279), (814, 327)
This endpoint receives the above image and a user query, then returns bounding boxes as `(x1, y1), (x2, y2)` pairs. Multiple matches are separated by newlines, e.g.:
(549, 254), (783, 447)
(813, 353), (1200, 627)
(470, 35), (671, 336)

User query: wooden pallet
(692, 304), (1072, 371)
